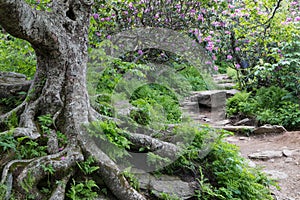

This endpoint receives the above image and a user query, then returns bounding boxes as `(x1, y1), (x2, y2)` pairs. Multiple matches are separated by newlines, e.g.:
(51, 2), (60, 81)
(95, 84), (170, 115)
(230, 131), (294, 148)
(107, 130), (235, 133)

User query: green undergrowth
(158, 126), (276, 200)
(226, 86), (300, 130)
(84, 120), (275, 200)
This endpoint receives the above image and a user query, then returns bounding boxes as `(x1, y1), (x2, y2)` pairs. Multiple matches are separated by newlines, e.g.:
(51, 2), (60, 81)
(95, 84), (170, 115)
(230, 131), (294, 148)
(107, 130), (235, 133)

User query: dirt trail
(226, 132), (300, 200)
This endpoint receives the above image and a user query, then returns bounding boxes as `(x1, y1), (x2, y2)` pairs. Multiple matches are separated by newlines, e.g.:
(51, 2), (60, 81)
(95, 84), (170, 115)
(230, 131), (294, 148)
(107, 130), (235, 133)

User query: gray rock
(283, 149), (300, 157)
(214, 125), (255, 133)
(253, 124), (286, 135)
(0, 72), (31, 98)
(283, 149), (294, 157)
(285, 157), (294, 163)
(248, 150), (283, 160)
(190, 90), (226, 108)
(263, 170), (288, 180)
(137, 174), (195, 199)
(217, 82), (236, 89)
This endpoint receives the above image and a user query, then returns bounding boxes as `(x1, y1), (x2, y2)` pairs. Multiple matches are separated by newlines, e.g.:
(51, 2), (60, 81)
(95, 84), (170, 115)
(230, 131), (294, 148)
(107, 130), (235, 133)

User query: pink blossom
(286, 18), (293, 22)
(61, 156), (66, 160)
(137, 49), (143, 55)
(107, 35), (111, 40)
(227, 55), (233, 60)
(291, 1), (298, 6)
(204, 35), (212, 42)
(295, 16), (300, 22)
(225, 31), (231, 35)
(205, 61), (212, 65)
(235, 47), (241, 51)
(197, 14), (204, 22)
(236, 64), (241, 69)
(190, 9), (196, 14)
(93, 13), (99, 20)
(213, 65), (219, 71)
(228, 4), (235, 9)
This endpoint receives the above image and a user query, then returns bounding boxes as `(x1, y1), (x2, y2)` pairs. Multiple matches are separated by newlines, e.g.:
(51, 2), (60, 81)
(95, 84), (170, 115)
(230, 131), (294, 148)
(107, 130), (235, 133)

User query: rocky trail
(182, 74), (300, 200)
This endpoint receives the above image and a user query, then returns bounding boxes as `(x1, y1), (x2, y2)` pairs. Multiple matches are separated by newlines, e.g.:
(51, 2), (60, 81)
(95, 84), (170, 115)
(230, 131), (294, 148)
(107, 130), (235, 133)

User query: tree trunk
(0, 1), (146, 199)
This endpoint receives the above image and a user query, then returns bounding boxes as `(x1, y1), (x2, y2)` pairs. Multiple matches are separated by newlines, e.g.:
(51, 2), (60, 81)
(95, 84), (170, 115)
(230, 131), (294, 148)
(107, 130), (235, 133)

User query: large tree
(0, 1), (153, 199)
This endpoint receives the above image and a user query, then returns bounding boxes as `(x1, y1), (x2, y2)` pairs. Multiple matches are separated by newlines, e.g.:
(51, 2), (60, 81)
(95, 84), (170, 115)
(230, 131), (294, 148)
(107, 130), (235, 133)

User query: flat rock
(217, 82), (236, 89)
(137, 174), (195, 199)
(263, 170), (288, 180)
(248, 150), (283, 160)
(214, 125), (255, 133)
(253, 124), (286, 135)
(283, 149), (300, 157)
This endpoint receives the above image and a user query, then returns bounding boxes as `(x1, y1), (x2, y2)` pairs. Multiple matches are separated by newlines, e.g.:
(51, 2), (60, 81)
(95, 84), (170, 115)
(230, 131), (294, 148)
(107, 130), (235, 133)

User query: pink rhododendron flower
(137, 49), (143, 55)
(227, 55), (233, 60)
(93, 13), (99, 20)
(291, 1), (298, 6)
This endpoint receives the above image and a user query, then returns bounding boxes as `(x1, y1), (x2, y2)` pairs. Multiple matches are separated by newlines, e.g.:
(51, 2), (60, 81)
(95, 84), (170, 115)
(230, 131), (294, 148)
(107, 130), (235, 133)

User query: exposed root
(0, 101), (26, 124)
(47, 130), (59, 154)
(49, 171), (73, 200)
(126, 132), (181, 160)
(80, 134), (146, 200)
(89, 107), (122, 123)
(16, 145), (83, 198)
(1, 159), (34, 185)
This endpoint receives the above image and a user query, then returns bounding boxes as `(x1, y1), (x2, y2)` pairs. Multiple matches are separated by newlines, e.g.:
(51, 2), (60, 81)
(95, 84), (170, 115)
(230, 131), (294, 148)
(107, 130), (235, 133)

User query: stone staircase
(180, 74), (239, 125)
(180, 74), (287, 135)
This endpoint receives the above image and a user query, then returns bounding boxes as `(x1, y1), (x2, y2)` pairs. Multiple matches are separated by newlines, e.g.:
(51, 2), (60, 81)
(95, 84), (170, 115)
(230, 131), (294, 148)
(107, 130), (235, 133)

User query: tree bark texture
(0, 1), (147, 199)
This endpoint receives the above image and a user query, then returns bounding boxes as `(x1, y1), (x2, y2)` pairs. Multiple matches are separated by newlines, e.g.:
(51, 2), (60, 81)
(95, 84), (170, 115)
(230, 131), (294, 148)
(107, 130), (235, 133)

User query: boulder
(190, 90), (226, 108)
(0, 72), (31, 98)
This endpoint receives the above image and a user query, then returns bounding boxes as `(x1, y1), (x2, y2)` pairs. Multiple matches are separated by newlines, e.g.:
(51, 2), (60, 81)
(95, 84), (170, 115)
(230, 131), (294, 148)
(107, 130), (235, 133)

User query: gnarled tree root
(1, 145), (83, 200)
(80, 134), (147, 200)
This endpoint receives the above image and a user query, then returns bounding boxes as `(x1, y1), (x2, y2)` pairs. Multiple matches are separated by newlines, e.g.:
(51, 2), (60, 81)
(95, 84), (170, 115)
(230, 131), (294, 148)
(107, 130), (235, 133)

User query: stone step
(212, 125), (256, 133)
(216, 82), (236, 89)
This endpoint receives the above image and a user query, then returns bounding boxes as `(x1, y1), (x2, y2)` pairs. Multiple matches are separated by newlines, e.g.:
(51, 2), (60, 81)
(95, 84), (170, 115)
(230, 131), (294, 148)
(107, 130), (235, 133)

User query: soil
(225, 132), (300, 200)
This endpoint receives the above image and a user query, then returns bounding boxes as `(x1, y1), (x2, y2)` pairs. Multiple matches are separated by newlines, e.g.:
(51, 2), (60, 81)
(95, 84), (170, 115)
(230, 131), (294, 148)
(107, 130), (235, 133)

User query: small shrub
(226, 86), (300, 130)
